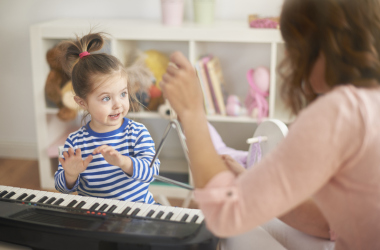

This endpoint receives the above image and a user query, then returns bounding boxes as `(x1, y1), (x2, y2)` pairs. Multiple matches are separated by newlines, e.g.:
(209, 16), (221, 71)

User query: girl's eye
(102, 96), (110, 102)
(121, 92), (128, 98)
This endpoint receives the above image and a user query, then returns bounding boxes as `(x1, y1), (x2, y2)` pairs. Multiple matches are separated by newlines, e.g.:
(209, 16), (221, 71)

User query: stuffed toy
(127, 50), (169, 111)
(45, 44), (78, 121)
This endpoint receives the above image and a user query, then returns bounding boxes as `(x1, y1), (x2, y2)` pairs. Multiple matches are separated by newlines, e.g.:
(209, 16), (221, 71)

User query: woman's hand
(93, 145), (133, 175)
(221, 154), (247, 176)
(160, 51), (205, 122)
(59, 147), (93, 188)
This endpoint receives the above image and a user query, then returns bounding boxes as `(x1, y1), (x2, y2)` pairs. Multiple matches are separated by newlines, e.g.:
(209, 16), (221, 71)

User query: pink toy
(226, 95), (242, 116)
(244, 67), (269, 121)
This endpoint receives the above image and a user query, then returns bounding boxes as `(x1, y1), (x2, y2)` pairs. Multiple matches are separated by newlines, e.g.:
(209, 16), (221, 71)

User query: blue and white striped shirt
(54, 117), (160, 204)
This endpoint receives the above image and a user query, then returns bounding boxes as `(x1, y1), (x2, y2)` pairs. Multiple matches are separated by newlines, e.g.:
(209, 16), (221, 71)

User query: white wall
(0, 0), (284, 158)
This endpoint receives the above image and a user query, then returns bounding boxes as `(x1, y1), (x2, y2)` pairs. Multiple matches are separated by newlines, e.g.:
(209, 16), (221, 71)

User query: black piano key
(75, 201), (86, 209)
(0, 190), (8, 197)
(146, 210), (155, 218)
(155, 211), (164, 219)
(180, 214), (189, 222)
(24, 194), (36, 201)
(131, 208), (141, 216)
(165, 212), (174, 220)
(121, 206), (132, 216)
(4, 192), (16, 199)
(67, 200), (77, 208)
(53, 198), (64, 205)
(37, 196), (48, 203)
(45, 197), (56, 204)
(98, 204), (108, 212)
(90, 203), (100, 210)
(108, 205), (117, 213)
(190, 215), (199, 223)
(16, 193), (28, 200)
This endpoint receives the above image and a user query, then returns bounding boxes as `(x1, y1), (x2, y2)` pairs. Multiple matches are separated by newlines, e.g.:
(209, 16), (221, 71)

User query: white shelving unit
(30, 19), (291, 191)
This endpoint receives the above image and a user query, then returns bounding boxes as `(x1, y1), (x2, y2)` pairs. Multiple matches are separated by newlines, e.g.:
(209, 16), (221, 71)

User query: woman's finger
(170, 51), (192, 70)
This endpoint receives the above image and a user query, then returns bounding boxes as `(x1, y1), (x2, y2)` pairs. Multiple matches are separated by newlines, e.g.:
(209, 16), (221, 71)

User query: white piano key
(173, 208), (193, 222)
(112, 201), (136, 214)
(170, 207), (184, 221)
(29, 191), (48, 202)
(127, 202), (144, 216)
(141, 204), (161, 217)
(103, 199), (121, 212)
(22, 189), (41, 202)
(159, 206), (175, 219)
(58, 194), (79, 206)
(80, 197), (102, 210)
(69, 196), (91, 208)
(186, 209), (201, 223)
(10, 188), (29, 200)
(134, 203), (153, 217)
(94, 199), (113, 211)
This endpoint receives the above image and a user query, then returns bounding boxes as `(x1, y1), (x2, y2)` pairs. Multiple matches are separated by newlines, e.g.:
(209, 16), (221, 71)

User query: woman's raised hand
(160, 51), (205, 121)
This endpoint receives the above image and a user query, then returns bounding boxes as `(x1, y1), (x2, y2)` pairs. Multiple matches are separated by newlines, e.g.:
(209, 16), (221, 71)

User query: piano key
(58, 194), (78, 207)
(113, 201), (136, 214)
(45, 197), (56, 204)
(81, 197), (106, 210)
(90, 203), (100, 211)
(141, 204), (160, 217)
(155, 210), (165, 219)
(29, 191), (48, 203)
(37, 196), (48, 203)
(7, 188), (29, 200)
(103, 199), (121, 212)
(0, 190), (8, 198)
(134, 203), (153, 217)
(121, 206), (132, 216)
(126, 202), (143, 216)
(130, 208), (141, 216)
(160, 206), (175, 220)
(16, 193), (28, 200)
(169, 207), (184, 221)
(165, 212), (174, 220)
(186, 209), (200, 223)
(195, 211), (204, 224)
(190, 215), (199, 223)
(66, 200), (78, 207)
(173, 208), (192, 222)
(146, 210), (155, 218)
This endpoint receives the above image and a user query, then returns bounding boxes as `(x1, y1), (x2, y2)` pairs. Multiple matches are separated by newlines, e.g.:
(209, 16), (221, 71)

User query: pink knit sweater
(194, 85), (380, 250)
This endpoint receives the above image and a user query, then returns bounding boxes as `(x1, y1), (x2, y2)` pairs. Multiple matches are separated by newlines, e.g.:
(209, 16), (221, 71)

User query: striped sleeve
(54, 134), (80, 193)
(130, 125), (160, 183)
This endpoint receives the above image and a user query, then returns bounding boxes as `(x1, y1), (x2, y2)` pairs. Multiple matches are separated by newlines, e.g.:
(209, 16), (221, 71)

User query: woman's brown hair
(59, 32), (139, 121)
(279, 0), (380, 115)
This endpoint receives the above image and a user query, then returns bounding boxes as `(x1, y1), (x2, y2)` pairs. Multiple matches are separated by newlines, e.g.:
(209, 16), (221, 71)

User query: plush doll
(44, 44), (78, 121)
(244, 67), (270, 121)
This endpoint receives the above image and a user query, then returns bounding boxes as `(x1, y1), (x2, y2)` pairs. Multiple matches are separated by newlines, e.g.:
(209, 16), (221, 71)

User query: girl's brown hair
(59, 32), (139, 120)
(279, 0), (380, 115)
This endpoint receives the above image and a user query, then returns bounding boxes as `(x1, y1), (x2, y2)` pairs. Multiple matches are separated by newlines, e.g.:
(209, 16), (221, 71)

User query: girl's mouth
(109, 113), (120, 119)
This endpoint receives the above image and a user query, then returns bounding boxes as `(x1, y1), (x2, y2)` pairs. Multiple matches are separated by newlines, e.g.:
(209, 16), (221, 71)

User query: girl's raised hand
(160, 51), (205, 121)
(59, 148), (93, 183)
(93, 145), (132, 174)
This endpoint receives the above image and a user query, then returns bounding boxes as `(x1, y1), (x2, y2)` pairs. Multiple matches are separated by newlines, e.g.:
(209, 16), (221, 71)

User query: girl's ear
(74, 96), (88, 110)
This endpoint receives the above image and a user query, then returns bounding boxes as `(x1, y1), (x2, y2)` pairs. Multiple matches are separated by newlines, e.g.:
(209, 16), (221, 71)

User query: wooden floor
(0, 157), (198, 208)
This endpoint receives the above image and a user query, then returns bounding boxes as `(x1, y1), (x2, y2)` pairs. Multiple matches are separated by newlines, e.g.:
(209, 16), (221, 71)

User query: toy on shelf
(248, 14), (279, 29)
(45, 43), (78, 121)
(226, 95), (244, 117)
(127, 50), (169, 111)
(244, 67), (270, 121)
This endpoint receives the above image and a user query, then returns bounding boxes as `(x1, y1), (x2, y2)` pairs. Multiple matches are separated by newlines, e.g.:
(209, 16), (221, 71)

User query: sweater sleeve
(194, 87), (365, 238)
(54, 138), (80, 193)
(130, 125), (160, 183)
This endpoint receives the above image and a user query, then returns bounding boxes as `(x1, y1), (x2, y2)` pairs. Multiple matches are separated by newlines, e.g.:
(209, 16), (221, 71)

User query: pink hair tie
(79, 51), (90, 59)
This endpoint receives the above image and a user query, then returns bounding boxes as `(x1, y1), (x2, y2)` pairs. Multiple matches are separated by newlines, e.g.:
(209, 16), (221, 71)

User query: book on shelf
(204, 56), (227, 116)
(195, 60), (215, 115)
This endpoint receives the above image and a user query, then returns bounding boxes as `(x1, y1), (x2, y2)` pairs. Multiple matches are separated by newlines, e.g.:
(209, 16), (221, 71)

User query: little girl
(54, 32), (160, 204)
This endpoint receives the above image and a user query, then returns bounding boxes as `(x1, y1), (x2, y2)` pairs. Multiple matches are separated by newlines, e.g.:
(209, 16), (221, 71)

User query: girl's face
(309, 52), (330, 94)
(79, 73), (130, 133)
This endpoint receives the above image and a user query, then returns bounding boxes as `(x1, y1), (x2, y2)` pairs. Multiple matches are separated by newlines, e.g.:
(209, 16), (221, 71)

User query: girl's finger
(68, 147), (75, 156)
(62, 151), (69, 158)
(170, 51), (192, 70)
(58, 157), (65, 165)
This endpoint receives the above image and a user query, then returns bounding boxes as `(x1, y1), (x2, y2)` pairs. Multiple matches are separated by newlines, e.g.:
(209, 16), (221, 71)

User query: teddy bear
(44, 43), (78, 121)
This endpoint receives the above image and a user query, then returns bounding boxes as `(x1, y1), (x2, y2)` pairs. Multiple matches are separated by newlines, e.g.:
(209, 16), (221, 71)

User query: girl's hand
(59, 147), (93, 188)
(160, 51), (205, 121)
(93, 145), (133, 175)
(221, 154), (246, 176)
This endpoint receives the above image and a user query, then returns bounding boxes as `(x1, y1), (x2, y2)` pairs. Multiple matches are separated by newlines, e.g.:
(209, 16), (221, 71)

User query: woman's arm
(278, 199), (330, 239)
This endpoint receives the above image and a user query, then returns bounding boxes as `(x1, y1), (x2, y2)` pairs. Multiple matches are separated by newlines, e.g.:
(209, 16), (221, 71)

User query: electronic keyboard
(0, 185), (218, 250)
